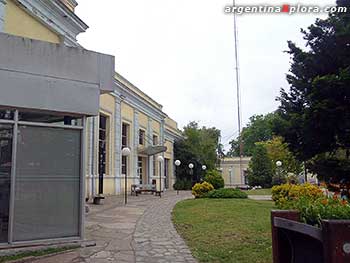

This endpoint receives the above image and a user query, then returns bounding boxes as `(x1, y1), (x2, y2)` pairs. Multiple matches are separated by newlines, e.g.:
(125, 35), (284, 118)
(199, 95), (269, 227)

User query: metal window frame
(0, 109), (86, 246)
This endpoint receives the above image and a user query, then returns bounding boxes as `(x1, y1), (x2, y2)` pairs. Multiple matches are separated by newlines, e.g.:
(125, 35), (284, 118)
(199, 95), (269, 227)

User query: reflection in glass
(18, 111), (82, 126)
(13, 126), (81, 241)
(0, 110), (14, 120)
(0, 124), (13, 243)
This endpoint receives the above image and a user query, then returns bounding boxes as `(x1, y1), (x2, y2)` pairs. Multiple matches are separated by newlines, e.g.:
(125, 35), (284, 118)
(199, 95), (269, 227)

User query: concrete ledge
(0, 239), (96, 257)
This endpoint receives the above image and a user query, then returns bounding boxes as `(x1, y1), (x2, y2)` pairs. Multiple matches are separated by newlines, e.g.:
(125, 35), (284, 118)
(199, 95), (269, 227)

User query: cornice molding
(114, 80), (167, 122)
(17, 0), (88, 46)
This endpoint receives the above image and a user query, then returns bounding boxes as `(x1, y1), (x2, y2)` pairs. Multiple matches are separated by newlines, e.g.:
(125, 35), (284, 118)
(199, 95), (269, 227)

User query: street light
(188, 163), (194, 184)
(175, 160), (181, 195)
(175, 160), (181, 166)
(122, 147), (131, 205)
(275, 160), (283, 185)
(157, 156), (164, 198)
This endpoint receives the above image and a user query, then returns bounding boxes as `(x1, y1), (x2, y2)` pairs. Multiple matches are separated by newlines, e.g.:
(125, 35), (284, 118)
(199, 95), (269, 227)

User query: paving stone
(31, 192), (195, 263)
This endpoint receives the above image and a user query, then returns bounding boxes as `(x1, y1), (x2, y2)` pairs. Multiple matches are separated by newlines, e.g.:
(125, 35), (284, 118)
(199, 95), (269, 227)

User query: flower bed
(272, 183), (350, 227)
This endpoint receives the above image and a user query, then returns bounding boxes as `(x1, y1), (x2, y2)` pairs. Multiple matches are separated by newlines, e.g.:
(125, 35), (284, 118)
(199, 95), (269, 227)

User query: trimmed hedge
(205, 188), (248, 199)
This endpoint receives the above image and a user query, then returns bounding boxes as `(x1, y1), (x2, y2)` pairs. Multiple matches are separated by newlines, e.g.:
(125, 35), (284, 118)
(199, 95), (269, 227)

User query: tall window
(122, 123), (129, 175)
(164, 158), (169, 189)
(153, 157), (156, 176)
(152, 135), (158, 146)
(98, 115), (108, 194)
(138, 157), (143, 184)
(139, 129), (145, 145)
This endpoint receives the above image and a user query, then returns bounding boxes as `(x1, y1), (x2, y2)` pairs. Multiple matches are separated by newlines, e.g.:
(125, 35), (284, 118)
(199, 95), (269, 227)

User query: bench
(93, 195), (105, 205)
(131, 184), (156, 196)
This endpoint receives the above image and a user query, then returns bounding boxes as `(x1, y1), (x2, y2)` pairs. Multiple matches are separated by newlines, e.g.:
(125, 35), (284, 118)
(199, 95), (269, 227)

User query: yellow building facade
(219, 157), (251, 188)
(86, 74), (182, 197)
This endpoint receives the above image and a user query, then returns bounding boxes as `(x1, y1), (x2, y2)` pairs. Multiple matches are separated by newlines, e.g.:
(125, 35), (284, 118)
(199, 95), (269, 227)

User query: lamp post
(276, 160), (282, 184)
(157, 156), (164, 198)
(175, 160), (181, 195)
(201, 165), (207, 182)
(229, 168), (232, 187)
(188, 163), (194, 185)
(122, 147), (131, 205)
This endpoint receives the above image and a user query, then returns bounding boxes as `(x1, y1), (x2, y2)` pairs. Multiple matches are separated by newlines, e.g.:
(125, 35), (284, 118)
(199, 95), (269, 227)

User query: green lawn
(172, 199), (274, 263)
(246, 188), (272, 195)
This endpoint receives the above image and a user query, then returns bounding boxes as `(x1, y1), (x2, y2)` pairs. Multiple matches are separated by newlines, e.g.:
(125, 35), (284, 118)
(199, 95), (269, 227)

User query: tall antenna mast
(233, 0), (243, 181)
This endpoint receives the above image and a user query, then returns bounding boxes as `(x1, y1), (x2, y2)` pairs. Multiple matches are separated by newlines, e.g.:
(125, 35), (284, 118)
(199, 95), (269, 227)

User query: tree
(227, 113), (278, 157)
(258, 136), (302, 176)
(247, 144), (273, 188)
(274, 0), (350, 189)
(174, 121), (221, 186)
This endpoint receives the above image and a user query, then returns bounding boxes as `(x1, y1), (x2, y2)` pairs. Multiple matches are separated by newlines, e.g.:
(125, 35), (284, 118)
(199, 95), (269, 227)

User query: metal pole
(233, 0), (243, 180)
(159, 161), (162, 198)
(8, 110), (18, 244)
(304, 161), (307, 183)
(80, 116), (87, 240)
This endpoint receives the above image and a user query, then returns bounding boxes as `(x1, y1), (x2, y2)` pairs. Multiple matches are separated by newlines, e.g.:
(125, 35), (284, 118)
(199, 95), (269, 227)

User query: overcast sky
(76, 0), (335, 151)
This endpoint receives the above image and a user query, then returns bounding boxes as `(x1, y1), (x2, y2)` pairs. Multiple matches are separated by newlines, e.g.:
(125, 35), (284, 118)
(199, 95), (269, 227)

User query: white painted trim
(114, 82), (167, 122)
(114, 98), (122, 194)
(133, 109), (139, 184)
(16, 0), (88, 46)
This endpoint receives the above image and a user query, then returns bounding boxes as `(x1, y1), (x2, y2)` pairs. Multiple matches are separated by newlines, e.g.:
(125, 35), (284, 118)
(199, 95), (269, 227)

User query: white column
(148, 118), (153, 184)
(114, 97), (122, 194)
(171, 139), (176, 189)
(133, 109), (139, 184)
(160, 119), (165, 190)
(0, 0), (6, 32)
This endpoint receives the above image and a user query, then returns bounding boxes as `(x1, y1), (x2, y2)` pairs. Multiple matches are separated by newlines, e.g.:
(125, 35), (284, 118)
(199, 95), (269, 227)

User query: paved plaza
(31, 191), (196, 263)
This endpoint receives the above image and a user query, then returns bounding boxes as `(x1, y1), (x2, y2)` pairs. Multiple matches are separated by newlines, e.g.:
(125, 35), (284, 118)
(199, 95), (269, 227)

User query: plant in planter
(271, 184), (350, 262)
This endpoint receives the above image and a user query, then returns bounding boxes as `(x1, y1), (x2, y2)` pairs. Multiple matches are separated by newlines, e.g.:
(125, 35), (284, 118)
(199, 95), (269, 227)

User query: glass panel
(122, 123), (129, 148)
(0, 110), (14, 120)
(0, 124), (13, 243)
(13, 126), (81, 241)
(19, 111), (82, 126)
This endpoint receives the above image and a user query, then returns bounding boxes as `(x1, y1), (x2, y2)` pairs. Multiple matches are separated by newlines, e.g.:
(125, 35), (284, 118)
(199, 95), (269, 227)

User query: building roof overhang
(0, 33), (115, 116)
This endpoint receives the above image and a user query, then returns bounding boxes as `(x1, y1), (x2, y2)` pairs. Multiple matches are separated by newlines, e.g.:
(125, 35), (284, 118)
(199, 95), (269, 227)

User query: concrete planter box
(271, 210), (350, 263)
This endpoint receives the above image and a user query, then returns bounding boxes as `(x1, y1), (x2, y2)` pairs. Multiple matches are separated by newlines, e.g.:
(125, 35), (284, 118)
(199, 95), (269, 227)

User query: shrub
(173, 179), (192, 190)
(272, 183), (323, 208)
(204, 170), (225, 189)
(271, 174), (287, 186)
(204, 188), (248, 199)
(192, 181), (214, 198)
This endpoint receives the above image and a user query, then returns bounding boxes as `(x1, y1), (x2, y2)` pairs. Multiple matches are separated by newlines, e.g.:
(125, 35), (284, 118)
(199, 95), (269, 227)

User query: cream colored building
(0, 0), (182, 199)
(220, 157), (251, 188)
(86, 74), (182, 197)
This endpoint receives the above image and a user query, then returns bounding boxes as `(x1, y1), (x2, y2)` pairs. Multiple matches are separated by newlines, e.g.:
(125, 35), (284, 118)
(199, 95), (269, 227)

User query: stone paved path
(133, 193), (197, 263)
(30, 191), (196, 263)
(248, 195), (272, 201)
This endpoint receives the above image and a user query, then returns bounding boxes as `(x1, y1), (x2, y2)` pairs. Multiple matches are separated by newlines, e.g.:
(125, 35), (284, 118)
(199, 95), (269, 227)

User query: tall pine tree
(275, 0), (350, 189)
